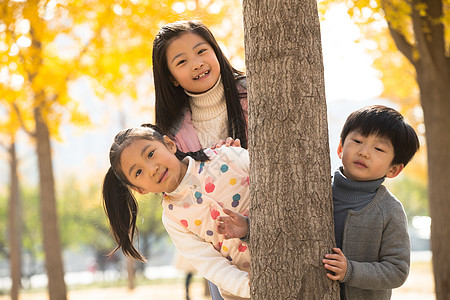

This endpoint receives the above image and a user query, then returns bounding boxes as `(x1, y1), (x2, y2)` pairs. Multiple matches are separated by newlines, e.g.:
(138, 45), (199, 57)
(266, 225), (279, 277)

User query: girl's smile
(166, 32), (221, 94)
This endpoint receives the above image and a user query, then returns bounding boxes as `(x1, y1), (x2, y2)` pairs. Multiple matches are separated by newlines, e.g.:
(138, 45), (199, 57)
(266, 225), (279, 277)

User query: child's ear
(169, 75), (179, 87)
(385, 163), (404, 179)
(131, 186), (148, 195)
(163, 135), (177, 154)
(337, 140), (343, 159)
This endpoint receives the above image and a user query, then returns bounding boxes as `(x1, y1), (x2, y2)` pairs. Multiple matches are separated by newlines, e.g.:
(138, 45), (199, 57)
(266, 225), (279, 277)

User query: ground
(0, 256), (435, 300)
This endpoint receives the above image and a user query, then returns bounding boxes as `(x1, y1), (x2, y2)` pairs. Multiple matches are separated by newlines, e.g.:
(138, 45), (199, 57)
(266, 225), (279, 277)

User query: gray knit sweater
(333, 169), (410, 299)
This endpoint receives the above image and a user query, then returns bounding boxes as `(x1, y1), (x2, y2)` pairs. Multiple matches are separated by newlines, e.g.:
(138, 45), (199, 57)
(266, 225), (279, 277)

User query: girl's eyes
(135, 169), (142, 178)
(176, 59), (186, 66)
(375, 147), (385, 152)
(148, 150), (154, 159)
(198, 48), (207, 55)
(352, 139), (362, 144)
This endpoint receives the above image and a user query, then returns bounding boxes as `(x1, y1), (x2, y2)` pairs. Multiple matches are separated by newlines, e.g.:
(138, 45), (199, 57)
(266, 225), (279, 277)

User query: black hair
(102, 125), (208, 261)
(340, 105), (420, 166)
(152, 20), (248, 149)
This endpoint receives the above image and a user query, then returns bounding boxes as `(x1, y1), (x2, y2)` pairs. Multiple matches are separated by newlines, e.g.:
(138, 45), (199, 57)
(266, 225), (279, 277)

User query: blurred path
(0, 252), (435, 300)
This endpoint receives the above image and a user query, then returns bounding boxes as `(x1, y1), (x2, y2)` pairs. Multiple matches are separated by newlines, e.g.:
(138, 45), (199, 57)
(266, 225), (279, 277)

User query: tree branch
(387, 23), (416, 66)
(12, 102), (36, 137)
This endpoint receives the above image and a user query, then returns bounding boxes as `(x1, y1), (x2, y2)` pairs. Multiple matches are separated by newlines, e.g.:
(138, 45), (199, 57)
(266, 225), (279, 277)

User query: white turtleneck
(185, 77), (228, 148)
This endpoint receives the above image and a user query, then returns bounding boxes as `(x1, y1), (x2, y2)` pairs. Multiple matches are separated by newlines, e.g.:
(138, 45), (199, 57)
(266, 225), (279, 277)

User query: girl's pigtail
(175, 149), (209, 162)
(102, 168), (146, 262)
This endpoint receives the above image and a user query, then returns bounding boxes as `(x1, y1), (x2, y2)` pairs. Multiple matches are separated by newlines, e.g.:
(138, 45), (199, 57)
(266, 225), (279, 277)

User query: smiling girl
(102, 125), (250, 300)
(152, 20), (248, 152)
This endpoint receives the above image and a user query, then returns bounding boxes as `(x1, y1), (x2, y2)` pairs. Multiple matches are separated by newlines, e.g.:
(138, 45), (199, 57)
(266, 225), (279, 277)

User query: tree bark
(408, 0), (450, 298)
(34, 107), (67, 300)
(8, 141), (22, 300)
(127, 257), (135, 290)
(417, 63), (450, 300)
(243, 0), (339, 298)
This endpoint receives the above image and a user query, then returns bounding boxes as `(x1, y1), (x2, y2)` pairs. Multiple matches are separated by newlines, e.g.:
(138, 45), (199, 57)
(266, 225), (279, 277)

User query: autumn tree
(0, 102), (22, 300)
(320, 0), (450, 297)
(243, 0), (339, 298)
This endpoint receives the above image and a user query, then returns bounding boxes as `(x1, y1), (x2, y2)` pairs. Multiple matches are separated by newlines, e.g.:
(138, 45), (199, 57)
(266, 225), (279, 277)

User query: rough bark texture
(8, 142), (21, 300)
(243, 1), (339, 299)
(388, 0), (450, 297)
(34, 107), (67, 300)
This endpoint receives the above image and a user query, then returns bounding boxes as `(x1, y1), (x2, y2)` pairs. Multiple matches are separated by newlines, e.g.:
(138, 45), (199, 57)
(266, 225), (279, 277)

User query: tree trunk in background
(389, 1), (450, 297)
(34, 107), (67, 300)
(8, 141), (22, 300)
(418, 66), (450, 300)
(127, 257), (135, 290)
(243, 0), (339, 298)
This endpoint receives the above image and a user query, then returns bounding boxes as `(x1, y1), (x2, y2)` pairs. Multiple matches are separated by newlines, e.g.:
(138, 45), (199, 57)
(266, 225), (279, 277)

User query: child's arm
(327, 197), (410, 290)
(322, 248), (348, 281)
(163, 215), (250, 298)
(217, 208), (249, 240)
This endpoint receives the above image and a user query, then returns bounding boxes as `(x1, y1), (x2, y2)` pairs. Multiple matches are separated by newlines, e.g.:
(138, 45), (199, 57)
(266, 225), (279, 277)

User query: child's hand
(322, 248), (348, 281)
(216, 208), (248, 239)
(211, 137), (241, 149)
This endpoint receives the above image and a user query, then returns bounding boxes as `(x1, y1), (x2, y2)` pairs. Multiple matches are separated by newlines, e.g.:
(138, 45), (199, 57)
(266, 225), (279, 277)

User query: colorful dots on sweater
(220, 164), (229, 173)
(230, 178), (236, 185)
(205, 182), (215, 193)
(180, 220), (188, 227)
(195, 220), (202, 226)
(205, 176), (215, 193)
(206, 230), (213, 236)
(198, 162), (205, 174)
(194, 191), (203, 204)
(238, 244), (247, 252)
(232, 194), (241, 207)
(211, 209), (220, 220)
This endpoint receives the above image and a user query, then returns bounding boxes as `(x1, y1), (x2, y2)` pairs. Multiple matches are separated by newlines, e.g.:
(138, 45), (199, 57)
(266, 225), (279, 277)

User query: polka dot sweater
(162, 146), (250, 299)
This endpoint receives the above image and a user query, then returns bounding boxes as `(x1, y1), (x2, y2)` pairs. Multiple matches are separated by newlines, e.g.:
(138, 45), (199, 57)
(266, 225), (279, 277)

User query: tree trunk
(408, 1), (450, 298)
(8, 141), (22, 300)
(127, 257), (135, 290)
(243, 1), (339, 299)
(417, 65), (450, 300)
(33, 107), (67, 300)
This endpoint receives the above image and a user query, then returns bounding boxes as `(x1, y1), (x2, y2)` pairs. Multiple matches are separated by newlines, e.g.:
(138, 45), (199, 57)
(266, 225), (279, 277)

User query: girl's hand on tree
(211, 137), (241, 149)
(216, 208), (248, 239)
(322, 248), (348, 281)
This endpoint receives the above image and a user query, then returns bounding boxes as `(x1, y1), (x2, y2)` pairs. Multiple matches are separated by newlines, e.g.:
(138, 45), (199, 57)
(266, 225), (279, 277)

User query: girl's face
(120, 137), (187, 194)
(166, 32), (221, 94)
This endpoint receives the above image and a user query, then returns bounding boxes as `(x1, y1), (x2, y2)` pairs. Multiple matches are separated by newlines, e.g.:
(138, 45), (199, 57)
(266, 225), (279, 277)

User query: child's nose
(192, 60), (204, 71)
(358, 147), (370, 158)
(150, 163), (159, 179)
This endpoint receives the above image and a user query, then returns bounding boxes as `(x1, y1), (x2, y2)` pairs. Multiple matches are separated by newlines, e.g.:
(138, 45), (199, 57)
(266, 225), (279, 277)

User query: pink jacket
(172, 81), (248, 152)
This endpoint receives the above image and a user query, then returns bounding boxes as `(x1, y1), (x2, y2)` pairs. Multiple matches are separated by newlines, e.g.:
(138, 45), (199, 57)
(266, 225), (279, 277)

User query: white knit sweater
(185, 77), (228, 148)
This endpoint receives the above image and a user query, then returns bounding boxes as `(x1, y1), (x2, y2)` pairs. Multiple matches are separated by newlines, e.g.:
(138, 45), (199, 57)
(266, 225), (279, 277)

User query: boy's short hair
(340, 105), (420, 166)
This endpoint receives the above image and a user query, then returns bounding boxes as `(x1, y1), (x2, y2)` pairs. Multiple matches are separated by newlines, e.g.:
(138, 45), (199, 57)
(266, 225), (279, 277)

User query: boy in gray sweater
(217, 105), (420, 299)
(322, 105), (419, 299)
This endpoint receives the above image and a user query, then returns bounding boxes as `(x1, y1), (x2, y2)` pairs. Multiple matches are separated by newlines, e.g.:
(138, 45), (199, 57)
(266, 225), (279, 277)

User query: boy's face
(338, 131), (403, 181)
